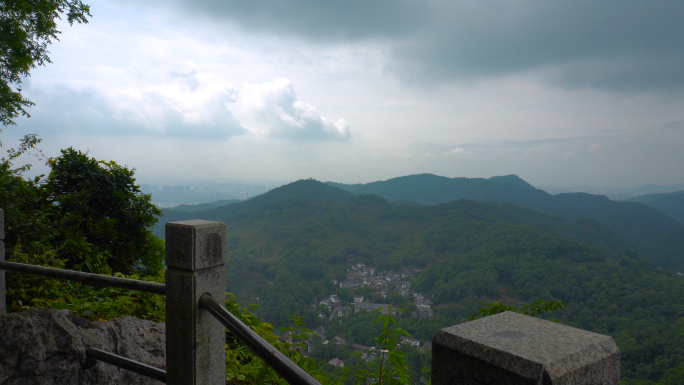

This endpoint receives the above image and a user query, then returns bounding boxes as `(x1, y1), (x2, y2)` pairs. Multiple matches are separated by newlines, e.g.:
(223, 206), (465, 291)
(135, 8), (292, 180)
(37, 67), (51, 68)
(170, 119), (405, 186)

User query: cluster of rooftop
(337, 263), (417, 297)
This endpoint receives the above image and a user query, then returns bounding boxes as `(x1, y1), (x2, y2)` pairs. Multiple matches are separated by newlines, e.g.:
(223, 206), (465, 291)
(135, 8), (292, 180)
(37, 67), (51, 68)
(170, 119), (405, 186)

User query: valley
(157, 175), (684, 384)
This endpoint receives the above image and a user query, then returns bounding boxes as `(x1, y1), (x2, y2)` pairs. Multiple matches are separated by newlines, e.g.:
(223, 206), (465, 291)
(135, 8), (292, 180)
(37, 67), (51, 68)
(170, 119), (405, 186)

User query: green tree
(1, 0), (91, 127)
(42, 148), (164, 274)
(2, 146), (164, 275)
(356, 306), (412, 385)
(0, 134), (51, 249)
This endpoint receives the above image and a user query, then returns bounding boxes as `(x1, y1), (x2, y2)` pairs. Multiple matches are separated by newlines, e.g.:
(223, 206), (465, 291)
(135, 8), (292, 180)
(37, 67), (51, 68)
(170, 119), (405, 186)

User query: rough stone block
(432, 311), (620, 385)
(165, 220), (226, 271)
(0, 308), (165, 384)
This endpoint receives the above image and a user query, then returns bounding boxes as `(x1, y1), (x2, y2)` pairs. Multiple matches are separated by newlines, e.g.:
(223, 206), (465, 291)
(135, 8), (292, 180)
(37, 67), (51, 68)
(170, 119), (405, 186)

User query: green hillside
(218, 193), (684, 384)
(327, 174), (684, 270)
(326, 173), (545, 206)
(622, 190), (684, 224)
(151, 178), (684, 383)
(154, 179), (354, 237)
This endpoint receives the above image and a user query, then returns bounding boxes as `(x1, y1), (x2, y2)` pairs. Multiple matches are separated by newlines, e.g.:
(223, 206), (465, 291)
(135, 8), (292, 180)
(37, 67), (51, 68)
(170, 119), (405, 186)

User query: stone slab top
(165, 220), (226, 271)
(166, 219), (223, 228)
(435, 311), (619, 381)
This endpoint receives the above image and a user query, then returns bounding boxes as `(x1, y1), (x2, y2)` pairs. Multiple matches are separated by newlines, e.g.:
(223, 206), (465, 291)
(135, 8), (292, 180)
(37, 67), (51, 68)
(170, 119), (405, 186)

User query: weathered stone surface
(432, 311), (620, 385)
(165, 220), (226, 385)
(0, 308), (165, 384)
(165, 220), (226, 271)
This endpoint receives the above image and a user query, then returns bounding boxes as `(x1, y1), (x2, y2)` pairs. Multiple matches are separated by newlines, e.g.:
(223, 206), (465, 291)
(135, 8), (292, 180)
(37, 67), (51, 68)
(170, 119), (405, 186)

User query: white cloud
(446, 147), (464, 155)
(18, 80), (245, 140)
(242, 79), (350, 141)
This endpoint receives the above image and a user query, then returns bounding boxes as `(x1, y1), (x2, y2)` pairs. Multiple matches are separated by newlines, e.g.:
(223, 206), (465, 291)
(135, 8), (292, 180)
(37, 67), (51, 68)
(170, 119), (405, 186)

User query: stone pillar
(432, 311), (620, 385)
(165, 220), (226, 385)
(1, 209), (5, 315)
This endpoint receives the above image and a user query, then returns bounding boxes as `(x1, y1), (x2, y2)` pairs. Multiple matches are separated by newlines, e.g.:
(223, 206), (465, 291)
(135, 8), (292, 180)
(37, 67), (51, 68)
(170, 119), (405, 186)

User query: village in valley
(304, 263), (434, 368)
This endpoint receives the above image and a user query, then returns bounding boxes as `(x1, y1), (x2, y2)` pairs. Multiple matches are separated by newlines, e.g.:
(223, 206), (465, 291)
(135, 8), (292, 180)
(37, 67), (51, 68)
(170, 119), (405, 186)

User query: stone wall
(0, 308), (165, 385)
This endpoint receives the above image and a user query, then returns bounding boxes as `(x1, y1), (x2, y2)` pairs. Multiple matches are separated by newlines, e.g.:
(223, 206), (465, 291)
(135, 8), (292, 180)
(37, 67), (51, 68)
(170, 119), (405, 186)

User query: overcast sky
(5, 0), (684, 188)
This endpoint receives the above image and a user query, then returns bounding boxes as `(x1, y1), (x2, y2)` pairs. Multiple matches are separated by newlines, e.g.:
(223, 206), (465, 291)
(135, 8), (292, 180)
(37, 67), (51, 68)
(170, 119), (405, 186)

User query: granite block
(432, 311), (620, 385)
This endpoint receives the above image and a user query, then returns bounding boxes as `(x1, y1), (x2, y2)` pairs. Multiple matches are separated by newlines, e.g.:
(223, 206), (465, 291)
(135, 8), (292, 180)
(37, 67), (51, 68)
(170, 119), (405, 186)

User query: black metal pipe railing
(86, 347), (167, 383)
(0, 260), (166, 295)
(199, 293), (322, 385)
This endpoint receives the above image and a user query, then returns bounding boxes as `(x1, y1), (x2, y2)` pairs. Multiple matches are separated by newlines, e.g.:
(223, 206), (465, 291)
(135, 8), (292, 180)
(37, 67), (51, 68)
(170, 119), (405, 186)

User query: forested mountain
(622, 190), (684, 224)
(155, 177), (683, 272)
(327, 174), (684, 270)
(149, 177), (684, 383)
(154, 179), (354, 237)
(326, 174), (544, 206)
(214, 192), (684, 384)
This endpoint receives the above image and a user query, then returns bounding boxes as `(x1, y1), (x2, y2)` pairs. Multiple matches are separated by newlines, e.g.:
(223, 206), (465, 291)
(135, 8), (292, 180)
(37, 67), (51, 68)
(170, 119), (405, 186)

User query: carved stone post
(432, 311), (620, 385)
(1, 209), (5, 315)
(165, 220), (226, 385)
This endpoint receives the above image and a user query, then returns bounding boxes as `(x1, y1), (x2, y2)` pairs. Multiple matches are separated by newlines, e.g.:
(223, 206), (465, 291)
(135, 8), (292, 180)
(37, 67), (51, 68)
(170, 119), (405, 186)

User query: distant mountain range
(630, 182), (684, 195)
(621, 190), (684, 224)
(154, 174), (684, 270)
(152, 173), (684, 383)
(327, 174), (683, 255)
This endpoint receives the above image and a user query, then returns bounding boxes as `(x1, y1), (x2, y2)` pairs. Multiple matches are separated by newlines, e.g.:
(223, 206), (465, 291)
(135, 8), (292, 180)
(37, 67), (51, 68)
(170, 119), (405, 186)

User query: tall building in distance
(139, 181), (286, 207)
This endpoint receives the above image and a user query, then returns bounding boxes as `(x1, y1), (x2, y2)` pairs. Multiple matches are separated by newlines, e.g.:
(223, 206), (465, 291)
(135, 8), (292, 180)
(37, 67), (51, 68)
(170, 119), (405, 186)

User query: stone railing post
(1, 209), (5, 315)
(432, 311), (620, 385)
(165, 220), (226, 385)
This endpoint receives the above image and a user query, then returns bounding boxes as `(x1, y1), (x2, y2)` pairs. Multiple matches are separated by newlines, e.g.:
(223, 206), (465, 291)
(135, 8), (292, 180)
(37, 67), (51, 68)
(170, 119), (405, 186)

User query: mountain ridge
(154, 174), (684, 270)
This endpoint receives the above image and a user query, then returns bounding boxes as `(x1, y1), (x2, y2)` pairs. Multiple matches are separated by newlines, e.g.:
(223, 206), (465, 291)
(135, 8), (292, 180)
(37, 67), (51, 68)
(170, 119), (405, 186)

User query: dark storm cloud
(162, 0), (428, 41)
(389, 1), (684, 92)
(158, 0), (684, 93)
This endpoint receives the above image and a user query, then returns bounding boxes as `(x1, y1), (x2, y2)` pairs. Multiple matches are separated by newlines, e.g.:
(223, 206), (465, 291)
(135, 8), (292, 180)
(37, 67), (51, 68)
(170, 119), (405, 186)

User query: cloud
(156, 0), (428, 42)
(390, 1), (684, 93)
(17, 82), (246, 140)
(157, 0), (684, 94)
(242, 79), (350, 141)
(661, 120), (684, 132)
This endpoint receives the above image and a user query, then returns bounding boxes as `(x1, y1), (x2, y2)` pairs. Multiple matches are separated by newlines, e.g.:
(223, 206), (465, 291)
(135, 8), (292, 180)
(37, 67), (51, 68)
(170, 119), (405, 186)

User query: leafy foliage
(0, 0), (91, 126)
(42, 148), (164, 274)
(354, 307), (412, 385)
(468, 298), (567, 321)
(2, 146), (164, 276)
(2, 141), (167, 320)
(6, 245), (166, 322)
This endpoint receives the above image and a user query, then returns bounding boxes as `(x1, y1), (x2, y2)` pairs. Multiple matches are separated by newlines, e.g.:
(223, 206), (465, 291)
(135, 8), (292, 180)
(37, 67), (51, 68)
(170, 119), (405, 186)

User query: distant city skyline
(5, 1), (684, 188)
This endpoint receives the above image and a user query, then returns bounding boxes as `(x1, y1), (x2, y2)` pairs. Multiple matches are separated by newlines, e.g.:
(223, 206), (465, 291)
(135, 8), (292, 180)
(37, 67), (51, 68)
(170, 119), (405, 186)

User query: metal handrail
(86, 348), (167, 383)
(199, 293), (322, 385)
(0, 260), (166, 295)
(0, 262), (321, 384)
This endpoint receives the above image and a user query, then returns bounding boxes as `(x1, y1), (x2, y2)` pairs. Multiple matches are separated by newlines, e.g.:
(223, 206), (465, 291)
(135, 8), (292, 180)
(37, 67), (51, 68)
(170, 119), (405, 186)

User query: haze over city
(5, 1), (684, 188)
